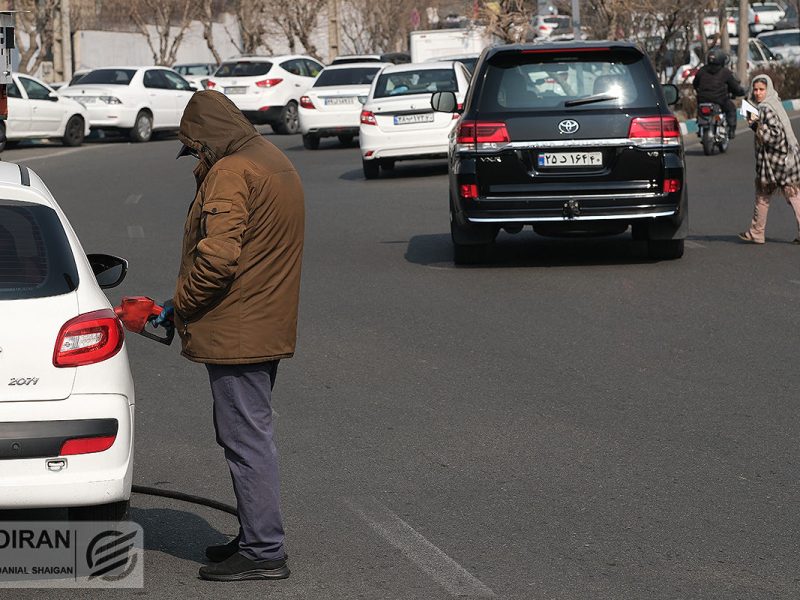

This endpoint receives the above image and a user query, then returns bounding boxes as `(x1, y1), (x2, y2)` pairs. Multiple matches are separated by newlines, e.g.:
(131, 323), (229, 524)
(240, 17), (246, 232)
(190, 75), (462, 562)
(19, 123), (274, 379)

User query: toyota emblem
(558, 119), (580, 135)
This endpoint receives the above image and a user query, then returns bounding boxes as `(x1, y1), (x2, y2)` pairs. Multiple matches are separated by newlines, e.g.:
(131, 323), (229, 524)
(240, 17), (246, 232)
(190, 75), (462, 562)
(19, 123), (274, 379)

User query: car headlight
(98, 96), (122, 105)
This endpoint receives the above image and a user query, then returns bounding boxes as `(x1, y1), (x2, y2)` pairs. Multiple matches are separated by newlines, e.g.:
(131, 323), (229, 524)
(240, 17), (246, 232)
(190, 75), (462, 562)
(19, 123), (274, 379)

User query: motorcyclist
(692, 47), (746, 139)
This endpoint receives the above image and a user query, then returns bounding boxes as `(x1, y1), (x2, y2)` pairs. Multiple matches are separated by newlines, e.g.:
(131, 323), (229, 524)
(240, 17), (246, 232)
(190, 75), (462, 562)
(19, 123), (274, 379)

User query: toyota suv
(432, 42), (687, 264)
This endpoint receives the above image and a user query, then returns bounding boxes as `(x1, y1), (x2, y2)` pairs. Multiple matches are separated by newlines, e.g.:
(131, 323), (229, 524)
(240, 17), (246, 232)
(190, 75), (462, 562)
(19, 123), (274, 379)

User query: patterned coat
(753, 104), (800, 193)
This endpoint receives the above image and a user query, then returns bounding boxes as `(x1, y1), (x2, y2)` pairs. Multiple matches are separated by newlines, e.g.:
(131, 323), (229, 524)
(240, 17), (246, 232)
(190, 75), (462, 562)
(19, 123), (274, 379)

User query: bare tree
(481, 0), (532, 43)
(128, 0), (194, 66)
(12, 0), (59, 75)
(271, 0), (327, 59)
(340, 0), (431, 54)
(195, 0), (222, 64)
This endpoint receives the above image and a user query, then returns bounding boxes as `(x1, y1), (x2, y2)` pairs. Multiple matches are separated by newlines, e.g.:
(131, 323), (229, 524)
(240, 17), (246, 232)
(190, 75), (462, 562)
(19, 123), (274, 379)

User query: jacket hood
(178, 90), (260, 166)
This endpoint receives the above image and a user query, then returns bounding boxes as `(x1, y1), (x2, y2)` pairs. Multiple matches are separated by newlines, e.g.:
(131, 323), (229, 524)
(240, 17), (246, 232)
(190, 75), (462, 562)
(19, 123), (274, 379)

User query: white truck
(409, 28), (494, 63)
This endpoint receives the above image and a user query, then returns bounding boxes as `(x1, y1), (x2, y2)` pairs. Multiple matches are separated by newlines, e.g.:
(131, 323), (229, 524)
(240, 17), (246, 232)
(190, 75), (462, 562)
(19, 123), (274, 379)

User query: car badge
(558, 119), (580, 135)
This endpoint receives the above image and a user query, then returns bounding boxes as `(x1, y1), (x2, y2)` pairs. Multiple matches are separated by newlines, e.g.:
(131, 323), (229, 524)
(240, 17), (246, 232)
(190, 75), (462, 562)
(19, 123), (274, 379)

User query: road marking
(685, 240), (705, 249)
(346, 496), (495, 598)
(8, 143), (113, 163)
(125, 194), (142, 205)
(127, 225), (145, 238)
(790, 280), (800, 285)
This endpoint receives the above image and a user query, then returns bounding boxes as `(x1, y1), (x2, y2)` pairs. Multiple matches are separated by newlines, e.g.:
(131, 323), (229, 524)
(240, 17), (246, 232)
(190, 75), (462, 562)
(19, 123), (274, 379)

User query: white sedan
(0, 162), (134, 520)
(298, 62), (387, 149)
(59, 66), (196, 142)
(1, 73), (90, 151)
(359, 61), (471, 179)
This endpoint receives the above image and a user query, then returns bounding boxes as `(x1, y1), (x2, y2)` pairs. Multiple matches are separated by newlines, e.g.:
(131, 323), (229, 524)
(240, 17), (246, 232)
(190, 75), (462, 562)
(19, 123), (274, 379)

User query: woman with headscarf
(739, 74), (800, 244)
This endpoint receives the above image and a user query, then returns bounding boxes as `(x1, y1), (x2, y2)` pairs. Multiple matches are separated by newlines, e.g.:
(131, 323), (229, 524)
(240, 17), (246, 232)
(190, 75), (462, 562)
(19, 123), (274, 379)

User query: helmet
(707, 47), (728, 66)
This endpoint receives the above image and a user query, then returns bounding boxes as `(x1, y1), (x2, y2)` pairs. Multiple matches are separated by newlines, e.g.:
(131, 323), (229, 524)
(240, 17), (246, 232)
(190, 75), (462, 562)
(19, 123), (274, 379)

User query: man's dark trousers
(206, 361), (285, 561)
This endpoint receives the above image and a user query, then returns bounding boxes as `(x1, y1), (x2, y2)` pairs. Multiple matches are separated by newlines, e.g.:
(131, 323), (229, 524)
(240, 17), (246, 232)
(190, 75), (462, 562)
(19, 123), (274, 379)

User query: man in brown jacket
(160, 90), (304, 581)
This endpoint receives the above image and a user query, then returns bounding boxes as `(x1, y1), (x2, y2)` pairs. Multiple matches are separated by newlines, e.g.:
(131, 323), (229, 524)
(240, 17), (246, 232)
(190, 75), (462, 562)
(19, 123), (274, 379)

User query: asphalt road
(3, 120), (800, 599)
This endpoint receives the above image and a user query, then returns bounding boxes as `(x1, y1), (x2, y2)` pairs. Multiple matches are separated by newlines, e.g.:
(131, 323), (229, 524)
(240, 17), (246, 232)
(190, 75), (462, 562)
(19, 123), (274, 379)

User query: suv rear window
(78, 69), (136, 85)
(215, 61), (272, 77)
(374, 68), (457, 98)
(314, 67), (381, 87)
(0, 201), (78, 300)
(478, 48), (659, 112)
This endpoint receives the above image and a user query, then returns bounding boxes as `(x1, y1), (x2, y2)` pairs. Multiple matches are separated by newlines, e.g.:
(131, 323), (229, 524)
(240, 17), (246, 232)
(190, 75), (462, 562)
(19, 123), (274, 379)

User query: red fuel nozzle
(113, 296), (174, 345)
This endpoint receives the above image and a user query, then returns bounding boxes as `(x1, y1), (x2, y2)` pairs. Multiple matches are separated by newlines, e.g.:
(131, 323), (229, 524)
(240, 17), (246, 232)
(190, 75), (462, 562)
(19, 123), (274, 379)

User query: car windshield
(478, 48), (659, 111)
(373, 68), (457, 98)
(314, 67), (381, 87)
(0, 201), (78, 300)
(760, 32), (800, 48)
(215, 61), (272, 77)
(68, 72), (87, 86)
(77, 69), (136, 85)
(175, 64), (212, 76)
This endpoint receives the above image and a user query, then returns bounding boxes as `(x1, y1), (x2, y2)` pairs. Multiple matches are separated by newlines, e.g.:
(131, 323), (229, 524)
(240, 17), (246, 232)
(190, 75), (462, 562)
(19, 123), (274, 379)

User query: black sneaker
(199, 551), (290, 582)
(205, 536), (240, 563)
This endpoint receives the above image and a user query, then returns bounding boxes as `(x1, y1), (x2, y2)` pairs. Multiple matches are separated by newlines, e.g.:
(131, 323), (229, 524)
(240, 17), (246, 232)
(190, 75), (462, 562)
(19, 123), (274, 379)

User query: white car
(425, 53), (480, 74)
(0, 73), (90, 151)
(359, 61), (471, 179)
(0, 162), (134, 520)
(174, 62), (218, 90)
(752, 2), (786, 31)
(757, 28), (800, 62)
(59, 66), (196, 142)
(533, 15), (572, 39)
(298, 62), (387, 149)
(207, 55), (324, 134)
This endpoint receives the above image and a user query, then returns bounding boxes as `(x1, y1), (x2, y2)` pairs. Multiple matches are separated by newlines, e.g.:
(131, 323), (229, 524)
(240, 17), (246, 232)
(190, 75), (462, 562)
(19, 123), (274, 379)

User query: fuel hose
(131, 484), (237, 516)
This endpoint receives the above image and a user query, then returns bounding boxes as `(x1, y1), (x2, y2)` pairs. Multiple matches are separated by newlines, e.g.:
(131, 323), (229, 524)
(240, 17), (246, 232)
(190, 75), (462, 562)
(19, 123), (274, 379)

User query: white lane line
(790, 280), (800, 285)
(127, 225), (145, 238)
(685, 240), (706, 249)
(125, 194), (142, 205)
(9, 143), (114, 163)
(345, 496), (495, 598)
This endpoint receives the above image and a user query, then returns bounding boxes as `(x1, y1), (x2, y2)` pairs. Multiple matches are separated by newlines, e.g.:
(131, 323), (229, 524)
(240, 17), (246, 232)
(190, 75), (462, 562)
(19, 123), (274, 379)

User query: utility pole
(328, 0), (339, 62)
(737, 0), (749, 84)
(571, 0), (581, 40)
(60, 0), (71, 81)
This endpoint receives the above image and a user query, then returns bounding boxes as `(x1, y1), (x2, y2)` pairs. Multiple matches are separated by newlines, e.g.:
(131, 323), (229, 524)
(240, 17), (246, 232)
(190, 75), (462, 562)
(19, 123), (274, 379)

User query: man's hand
(151, 299), (175, 331)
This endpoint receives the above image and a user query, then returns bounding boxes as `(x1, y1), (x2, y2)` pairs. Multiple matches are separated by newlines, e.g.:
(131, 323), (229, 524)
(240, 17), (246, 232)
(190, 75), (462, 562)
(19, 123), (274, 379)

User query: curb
(679, 98), (800, 135)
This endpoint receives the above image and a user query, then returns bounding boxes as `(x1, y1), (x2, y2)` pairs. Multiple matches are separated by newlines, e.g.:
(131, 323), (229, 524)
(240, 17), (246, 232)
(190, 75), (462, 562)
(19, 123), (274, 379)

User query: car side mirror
(662, 84), (679, 105)
(87, 254), (128, 289)
(775, 52), (784, 61)
(431, 91), (458, 113)
(189, 85), (198, 92)
(48, 91), (60, 102)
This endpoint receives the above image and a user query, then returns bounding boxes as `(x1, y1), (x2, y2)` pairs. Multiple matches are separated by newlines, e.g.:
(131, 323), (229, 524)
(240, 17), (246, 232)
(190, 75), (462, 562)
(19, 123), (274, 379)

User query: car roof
(382, 61), (457, 74)
(0, 164), (55, 208)
(426, 53), (480, 61)
(760, 28), (799, 35)
(222, 55), (314, 63)
(322, 62), (390, 70)
(485, 41), (642, 58)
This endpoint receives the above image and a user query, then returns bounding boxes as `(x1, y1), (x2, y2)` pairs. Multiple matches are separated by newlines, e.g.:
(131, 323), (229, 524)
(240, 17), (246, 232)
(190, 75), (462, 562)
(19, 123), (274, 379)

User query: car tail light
(360, 110), (377, 125)
(539, 25), (548, 31)
(628, 116), (681, 147)
(452, 103), (463, 120)
(663, 178), (682, 193)
(206, 80), (216, 89)
(755, 13), (760, 24)
(456, 121), (510, 152)
(60, 435), (116, 456)
(256, 78), (283, 88)
(53, 309), (124, 368)
(459, 184), (479, 199)
(300, 95), (315, 109)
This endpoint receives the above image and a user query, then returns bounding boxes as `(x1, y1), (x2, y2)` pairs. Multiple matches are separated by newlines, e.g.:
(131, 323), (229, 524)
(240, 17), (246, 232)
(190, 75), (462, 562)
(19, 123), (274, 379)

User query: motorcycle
(696, 102), (729, 156)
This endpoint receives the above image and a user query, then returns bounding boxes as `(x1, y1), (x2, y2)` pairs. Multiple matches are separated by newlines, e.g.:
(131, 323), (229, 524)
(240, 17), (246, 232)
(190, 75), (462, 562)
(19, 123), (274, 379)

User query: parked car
(425, 53), (480, 74)
(433, 41), (686, 264)
(59, 66), (196, 142)
(729, 37), (781, 70)
(207, 55), (324, 134)
(774, 4), (798, 29)
(757, 28), (800, 62)
(359, 61), (471, 179)
(299, 62), (387, 149)
(173, 62), (217, 90)
(752, 2), (786, 31)
(0, 161), (134, 520)
(704, 7), (758, 37)
(533, 14), (572, 39)
(0, 73), (90, 151)
(331, 53), (411, 65)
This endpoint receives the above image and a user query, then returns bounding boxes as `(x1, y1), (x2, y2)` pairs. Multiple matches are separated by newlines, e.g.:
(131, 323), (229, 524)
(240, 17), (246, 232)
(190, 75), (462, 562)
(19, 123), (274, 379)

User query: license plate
(538, 152), (603, 167)
(393, 113), (435, 125)
(324, 96), (355, 105)
(225, 87), (248, 95)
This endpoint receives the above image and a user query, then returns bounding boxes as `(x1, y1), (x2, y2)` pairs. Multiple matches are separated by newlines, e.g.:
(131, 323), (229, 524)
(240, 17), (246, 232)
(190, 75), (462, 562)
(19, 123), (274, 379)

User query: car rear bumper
(242, 107), (283, 124)
(463, 197), (680, 223)
(84, 105), (138, 129)
(0, 394), (133, 509)
(359, 124), (452, 160)
(299, 108), (361, 136)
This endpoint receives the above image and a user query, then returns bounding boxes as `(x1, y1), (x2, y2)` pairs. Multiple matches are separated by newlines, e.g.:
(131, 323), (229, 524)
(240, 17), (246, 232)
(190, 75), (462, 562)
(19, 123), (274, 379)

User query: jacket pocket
(201, 200), (232, 237)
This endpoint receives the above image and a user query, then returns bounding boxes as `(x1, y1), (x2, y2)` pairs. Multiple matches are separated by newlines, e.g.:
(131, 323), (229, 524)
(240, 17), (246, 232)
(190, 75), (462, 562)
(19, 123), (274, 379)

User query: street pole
(328, 0), (339, 62)
(571, 0), (581, 40)
(737, 0), (749, 85)
(60, 0), (71, 81)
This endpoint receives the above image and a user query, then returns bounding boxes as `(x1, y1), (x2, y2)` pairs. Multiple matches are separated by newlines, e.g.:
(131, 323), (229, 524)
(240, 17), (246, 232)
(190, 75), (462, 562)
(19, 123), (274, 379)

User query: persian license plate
(224, 86), (248, 95)
(394, 113), (435, 125)
(324, 96), (355, 105)
(538, 152), (603, 167)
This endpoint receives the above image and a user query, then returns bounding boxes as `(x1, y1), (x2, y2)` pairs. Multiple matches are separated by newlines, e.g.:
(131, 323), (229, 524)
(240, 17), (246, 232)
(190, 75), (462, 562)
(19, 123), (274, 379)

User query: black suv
(432, 41), (686, 264)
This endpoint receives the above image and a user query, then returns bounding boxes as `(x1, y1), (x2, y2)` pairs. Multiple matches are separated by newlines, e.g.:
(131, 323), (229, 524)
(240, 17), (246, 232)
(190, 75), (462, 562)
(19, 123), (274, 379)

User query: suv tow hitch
(563, 199), (581, 219)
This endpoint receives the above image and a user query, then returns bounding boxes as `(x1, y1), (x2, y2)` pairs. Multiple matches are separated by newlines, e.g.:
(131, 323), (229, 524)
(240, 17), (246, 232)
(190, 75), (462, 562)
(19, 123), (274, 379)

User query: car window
(20, 77), (51, 100)
(314, 67), (381, 87)
(759, 42), (776, 60)
(215, 61), (272, 77)
(7, 80), (21, 99)
(303, 59), (323, 77)
(78, 69), (136, 85)
(280, 59), (307, 77)
(761, 32), (800, 47)
(176, 64), (214, 76)
(162, 70), (192, 91)
(478, 49), (659, 111)
(374, 68), (458, 98)
(749, 41), (765, 61)
(0, 201), (79, 300)
(143, 70), (169, 89)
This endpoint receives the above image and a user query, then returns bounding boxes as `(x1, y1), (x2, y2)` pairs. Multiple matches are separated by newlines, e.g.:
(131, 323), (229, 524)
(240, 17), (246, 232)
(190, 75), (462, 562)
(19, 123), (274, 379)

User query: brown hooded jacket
(173, 90), (304, 364)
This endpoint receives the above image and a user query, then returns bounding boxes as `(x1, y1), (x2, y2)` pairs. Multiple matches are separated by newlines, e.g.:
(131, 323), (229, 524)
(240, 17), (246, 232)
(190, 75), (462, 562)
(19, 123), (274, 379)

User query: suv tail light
(663, 178), (682, 193)
(256, 78), (283, 88)
(628, 116), (681, 147)
(60, 435), (116, 456)
(300, 95), (315, 109)
(53, 309), (124, 368)
(206, 80), (216, 89)
(360, 110), (377, 125)
(456, 121), (510, 152)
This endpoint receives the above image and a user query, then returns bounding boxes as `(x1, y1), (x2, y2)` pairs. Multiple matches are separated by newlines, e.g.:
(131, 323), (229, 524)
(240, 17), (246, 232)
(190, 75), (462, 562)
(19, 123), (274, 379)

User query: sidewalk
(679, 99), (800, 135)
